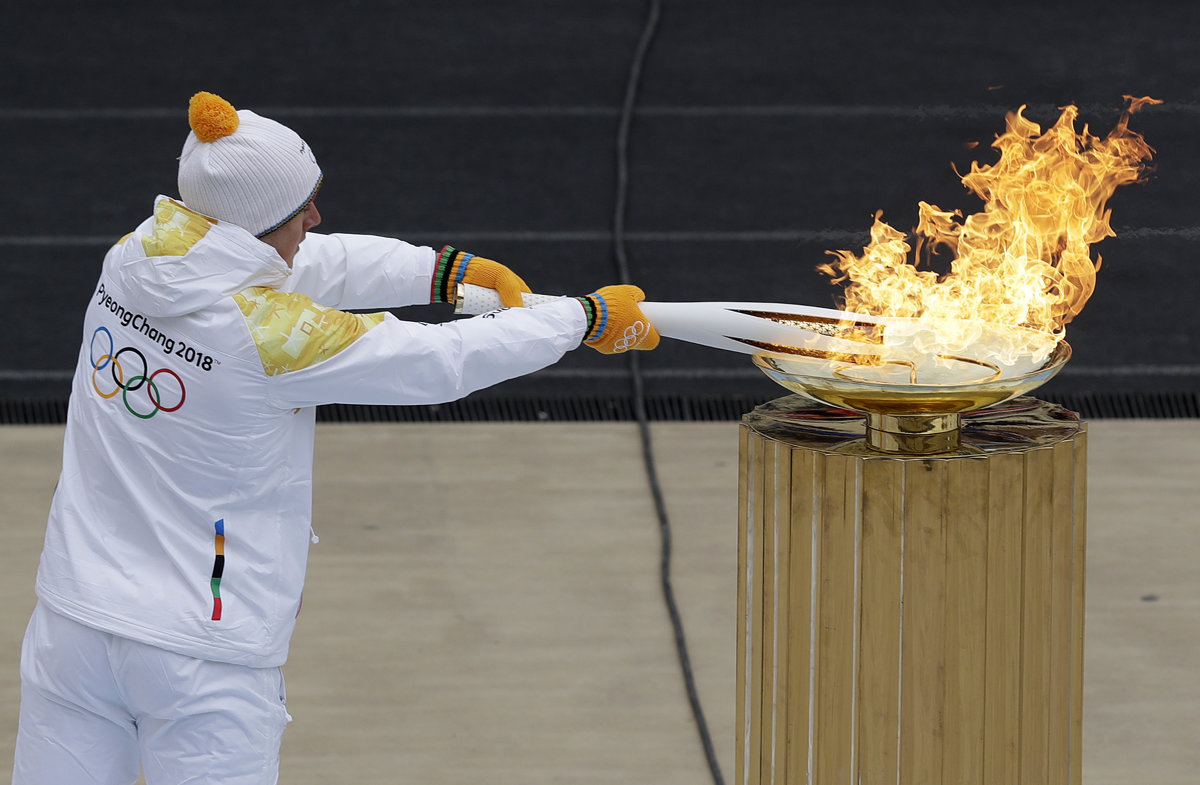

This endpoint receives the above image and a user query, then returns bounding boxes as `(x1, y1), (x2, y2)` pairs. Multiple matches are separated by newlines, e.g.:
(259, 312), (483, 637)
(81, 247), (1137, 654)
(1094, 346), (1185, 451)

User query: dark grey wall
(3, 2), (1197, 407)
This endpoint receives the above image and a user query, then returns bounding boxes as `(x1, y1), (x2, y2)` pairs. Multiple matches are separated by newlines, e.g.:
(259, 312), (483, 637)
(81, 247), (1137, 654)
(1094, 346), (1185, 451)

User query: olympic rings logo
(613, 320), (650, 353)
(89, 326), (186, 419)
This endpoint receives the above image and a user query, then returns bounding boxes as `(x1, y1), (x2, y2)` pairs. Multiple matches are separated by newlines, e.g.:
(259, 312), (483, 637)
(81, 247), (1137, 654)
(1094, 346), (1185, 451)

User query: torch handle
(454, 283), (888, 357)
(454, 284), (563, 313)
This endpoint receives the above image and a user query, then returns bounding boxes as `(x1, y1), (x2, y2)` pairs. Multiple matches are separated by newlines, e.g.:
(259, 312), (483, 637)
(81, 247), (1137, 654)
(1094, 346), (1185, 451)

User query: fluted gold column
(737, 395), (1086, 785)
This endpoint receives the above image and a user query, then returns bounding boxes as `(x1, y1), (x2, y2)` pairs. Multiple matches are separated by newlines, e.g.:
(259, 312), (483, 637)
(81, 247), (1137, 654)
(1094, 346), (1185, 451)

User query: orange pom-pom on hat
(188, 92), (239, 142)
(177, 91), (323, 237)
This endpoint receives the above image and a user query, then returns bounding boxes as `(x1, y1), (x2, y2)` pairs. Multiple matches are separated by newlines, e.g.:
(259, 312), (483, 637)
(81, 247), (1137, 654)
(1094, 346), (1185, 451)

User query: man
(12, 91), (658, 784)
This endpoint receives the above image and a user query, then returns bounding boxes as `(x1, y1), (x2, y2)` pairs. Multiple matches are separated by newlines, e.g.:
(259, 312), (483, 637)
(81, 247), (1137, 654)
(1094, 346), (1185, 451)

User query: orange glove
(432, 246), (531, 308)
(576, 285), (661, 354)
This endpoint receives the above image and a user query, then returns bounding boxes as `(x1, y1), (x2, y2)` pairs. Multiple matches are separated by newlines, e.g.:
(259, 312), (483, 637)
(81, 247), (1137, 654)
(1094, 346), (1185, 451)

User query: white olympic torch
(455, 283), (891, 361)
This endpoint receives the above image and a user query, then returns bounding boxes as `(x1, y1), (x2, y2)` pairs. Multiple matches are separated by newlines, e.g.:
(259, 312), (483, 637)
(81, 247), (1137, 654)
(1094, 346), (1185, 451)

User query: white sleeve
(263, 298), (588, 409)
(283, 232), (437, 310)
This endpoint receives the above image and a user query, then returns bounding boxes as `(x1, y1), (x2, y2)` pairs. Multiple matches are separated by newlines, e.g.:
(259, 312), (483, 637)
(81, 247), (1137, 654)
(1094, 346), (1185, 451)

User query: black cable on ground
(611, 3), (726, 785)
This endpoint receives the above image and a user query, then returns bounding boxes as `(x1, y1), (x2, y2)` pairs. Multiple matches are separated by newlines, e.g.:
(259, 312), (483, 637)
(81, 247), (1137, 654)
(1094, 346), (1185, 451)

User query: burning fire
(818, 96), (1158, 377)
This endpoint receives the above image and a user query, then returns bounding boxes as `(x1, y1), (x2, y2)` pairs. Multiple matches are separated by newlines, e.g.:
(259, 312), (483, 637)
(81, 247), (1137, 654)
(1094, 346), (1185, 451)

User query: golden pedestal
(737, 395), (1086, 785)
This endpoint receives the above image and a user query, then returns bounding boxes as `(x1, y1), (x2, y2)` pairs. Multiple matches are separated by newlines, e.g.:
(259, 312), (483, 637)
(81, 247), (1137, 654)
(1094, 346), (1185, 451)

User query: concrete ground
(1, 418), (1197, 784)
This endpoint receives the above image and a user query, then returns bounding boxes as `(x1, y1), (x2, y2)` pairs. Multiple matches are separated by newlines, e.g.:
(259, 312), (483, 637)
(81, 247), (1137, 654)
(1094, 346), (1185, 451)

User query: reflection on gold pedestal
(737, 396), (1086, 785)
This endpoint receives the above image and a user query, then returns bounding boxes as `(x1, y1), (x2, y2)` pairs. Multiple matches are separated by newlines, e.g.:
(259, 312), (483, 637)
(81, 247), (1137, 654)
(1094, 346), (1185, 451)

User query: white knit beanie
(177, 92), (323, 237)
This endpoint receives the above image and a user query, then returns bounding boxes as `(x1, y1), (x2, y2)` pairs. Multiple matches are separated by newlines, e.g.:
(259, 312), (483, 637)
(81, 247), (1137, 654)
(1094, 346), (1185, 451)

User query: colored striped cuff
(576, 294), (605, 343)
(432, 245), (465, 303)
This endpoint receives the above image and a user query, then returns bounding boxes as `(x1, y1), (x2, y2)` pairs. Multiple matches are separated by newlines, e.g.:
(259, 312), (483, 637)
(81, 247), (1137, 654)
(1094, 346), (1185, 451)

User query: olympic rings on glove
(89, 326), (186, 418)
(613, 320), (651, 353)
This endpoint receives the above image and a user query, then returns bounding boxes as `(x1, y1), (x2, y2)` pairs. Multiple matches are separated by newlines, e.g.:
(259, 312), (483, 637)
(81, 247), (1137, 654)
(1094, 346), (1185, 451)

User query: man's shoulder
(233, 287), (387, 377)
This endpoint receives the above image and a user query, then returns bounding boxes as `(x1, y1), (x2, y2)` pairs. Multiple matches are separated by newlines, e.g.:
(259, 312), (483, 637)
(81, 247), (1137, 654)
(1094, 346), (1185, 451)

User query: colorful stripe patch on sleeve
(211, 519), (225, 621)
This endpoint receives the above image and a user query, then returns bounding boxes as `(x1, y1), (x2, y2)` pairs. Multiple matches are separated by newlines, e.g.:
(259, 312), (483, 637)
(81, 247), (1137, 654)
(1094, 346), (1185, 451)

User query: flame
(817, 96), (1158, 372)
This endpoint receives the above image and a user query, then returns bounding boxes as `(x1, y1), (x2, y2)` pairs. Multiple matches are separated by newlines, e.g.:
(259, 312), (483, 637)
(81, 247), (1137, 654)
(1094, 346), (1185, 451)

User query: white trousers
(12, 602), (291, 785)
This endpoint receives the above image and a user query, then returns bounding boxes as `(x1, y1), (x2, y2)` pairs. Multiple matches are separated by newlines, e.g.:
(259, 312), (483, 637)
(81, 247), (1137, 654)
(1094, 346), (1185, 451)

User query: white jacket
(35, 197), (586, 667)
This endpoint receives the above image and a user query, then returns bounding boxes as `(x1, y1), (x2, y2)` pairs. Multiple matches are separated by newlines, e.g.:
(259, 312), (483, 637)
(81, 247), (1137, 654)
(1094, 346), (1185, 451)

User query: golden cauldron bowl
(752, 331), (1072, 454)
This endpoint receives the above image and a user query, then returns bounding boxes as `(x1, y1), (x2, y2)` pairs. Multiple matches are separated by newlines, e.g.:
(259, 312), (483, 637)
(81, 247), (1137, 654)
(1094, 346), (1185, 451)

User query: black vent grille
(1044, 391), (1200, 419)
(315, 395), (771, 423)
(1, 399), (69, 425)
(2, 392), (1197, 425)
